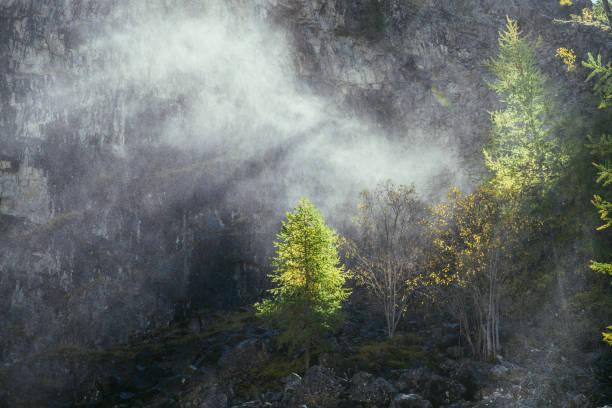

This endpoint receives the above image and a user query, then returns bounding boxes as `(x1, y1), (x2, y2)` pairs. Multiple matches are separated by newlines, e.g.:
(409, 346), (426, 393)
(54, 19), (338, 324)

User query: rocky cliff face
(0, 0), (609, 404)
(274, 0), (609, 145)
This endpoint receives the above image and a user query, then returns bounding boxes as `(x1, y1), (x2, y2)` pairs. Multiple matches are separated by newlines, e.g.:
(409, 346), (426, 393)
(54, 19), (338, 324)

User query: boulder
(489, 362), (526, 383)
(181, 383), (228, 408)
(569, 393), (589, 408)
(395, 367), (466, 406)
(490, 364), (509, 379)
(395, 367), (433, 392)
(439, 360), (477, 400)
(425, 374), (466, 406)
(262, 391), (283, 403)
(280, 372), (302, 393)
(390, 393), (433, 408)
(288, 366), (345, 408)
(218, 339), (269, 377)
(348, 371), (397, 407)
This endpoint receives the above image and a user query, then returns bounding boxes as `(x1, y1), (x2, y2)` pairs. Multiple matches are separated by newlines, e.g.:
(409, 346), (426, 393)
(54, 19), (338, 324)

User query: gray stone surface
(348, 371), (397, 406)
(391, 393), (433, 408)
(0, 0), (609, 405)
(288, 365), (345, 408)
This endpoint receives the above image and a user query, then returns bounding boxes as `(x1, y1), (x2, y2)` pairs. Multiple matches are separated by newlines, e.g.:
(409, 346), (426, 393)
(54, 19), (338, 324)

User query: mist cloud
(41, 0), (468, 220)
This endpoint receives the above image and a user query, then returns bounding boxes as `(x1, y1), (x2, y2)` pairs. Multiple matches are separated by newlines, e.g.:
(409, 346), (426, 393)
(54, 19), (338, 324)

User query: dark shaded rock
(490, 364), (509, 379)
(425, 374), (466, 406)
(181, 383), (227, 408)
(390, 393), (433, 408)
(231, 402), (273, 408)
(429, 323), (460, 349)
(119, 391), (135, 400)
(569, 394), (589, 408)
(317, 352), (345, 370)
(348, 371), (397, 407)
(446, 346), (463, 359)
(337, 401), (366, 408)
(126, 363), (168, 392)
(280, 372), (302, 393)
(395, 367), (466, 406)
(439, 359), (477, 400)
(489, 362), (526, 383)
(202, 392), (229, 408)
(263, 391), (283, 403)
(219, 338), (269, 377)
(439, 333), (460, 348)
(1, 0), (610, 406)
(395, 367), (433, 392)
(472, 394), (529, 408)
(188, 316), (203, 334)
(288, 366), (345, 408)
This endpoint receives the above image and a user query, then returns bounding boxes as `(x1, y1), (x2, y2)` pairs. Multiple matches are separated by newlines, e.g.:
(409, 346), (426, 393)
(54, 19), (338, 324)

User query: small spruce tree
(255, 199), (351, 369)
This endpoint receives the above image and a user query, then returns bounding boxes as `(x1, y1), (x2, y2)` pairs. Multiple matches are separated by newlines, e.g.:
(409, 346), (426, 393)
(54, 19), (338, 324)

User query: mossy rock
(201, 308), (256, 337)
(245, 355), (303, 392)
(352, 334), (434, 371)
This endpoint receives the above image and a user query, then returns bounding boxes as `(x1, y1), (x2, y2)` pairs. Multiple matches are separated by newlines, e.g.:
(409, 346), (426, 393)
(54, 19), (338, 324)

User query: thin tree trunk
(305, 346), (310, 370)
(495, 299), (500, 352)
(387, 303), (393, 337)
(474, 287), (486, 359)
(488, 270), (494, 359)
(459, 300), (476, 357)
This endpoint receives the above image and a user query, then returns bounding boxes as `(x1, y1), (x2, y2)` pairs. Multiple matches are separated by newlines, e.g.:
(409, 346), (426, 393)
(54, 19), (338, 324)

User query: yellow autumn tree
(423, 186), (535, 360)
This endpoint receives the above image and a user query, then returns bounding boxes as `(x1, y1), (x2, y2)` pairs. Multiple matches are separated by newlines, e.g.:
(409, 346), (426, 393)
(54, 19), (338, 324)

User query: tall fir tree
(584, 53), (612, 344)
(480, 17), (572, 349)
(484, 17), (567, 199)
(255, 199), (351, 369)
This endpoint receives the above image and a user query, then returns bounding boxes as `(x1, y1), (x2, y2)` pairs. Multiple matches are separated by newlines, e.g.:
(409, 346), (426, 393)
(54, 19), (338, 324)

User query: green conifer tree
(483, 17), (570, 348)
(255, 199), (351, 369)
(584, 53), (612, 344)
(596, 0), (612, 26)
(484, 17), (567, 199)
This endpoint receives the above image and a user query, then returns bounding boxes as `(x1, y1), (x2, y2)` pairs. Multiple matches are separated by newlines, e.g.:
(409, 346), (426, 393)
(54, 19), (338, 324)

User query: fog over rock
(0, 0), (609, 404)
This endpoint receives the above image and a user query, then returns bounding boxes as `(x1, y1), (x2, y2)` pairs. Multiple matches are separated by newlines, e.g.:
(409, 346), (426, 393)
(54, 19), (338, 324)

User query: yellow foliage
(555, 47), (577, 71)
(582, 7), (595, 23)
(570, 7), (598, 24)
(421, 186), (536, 298)
(604, 327), (612, 345)
(559, 0), (572, 5)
